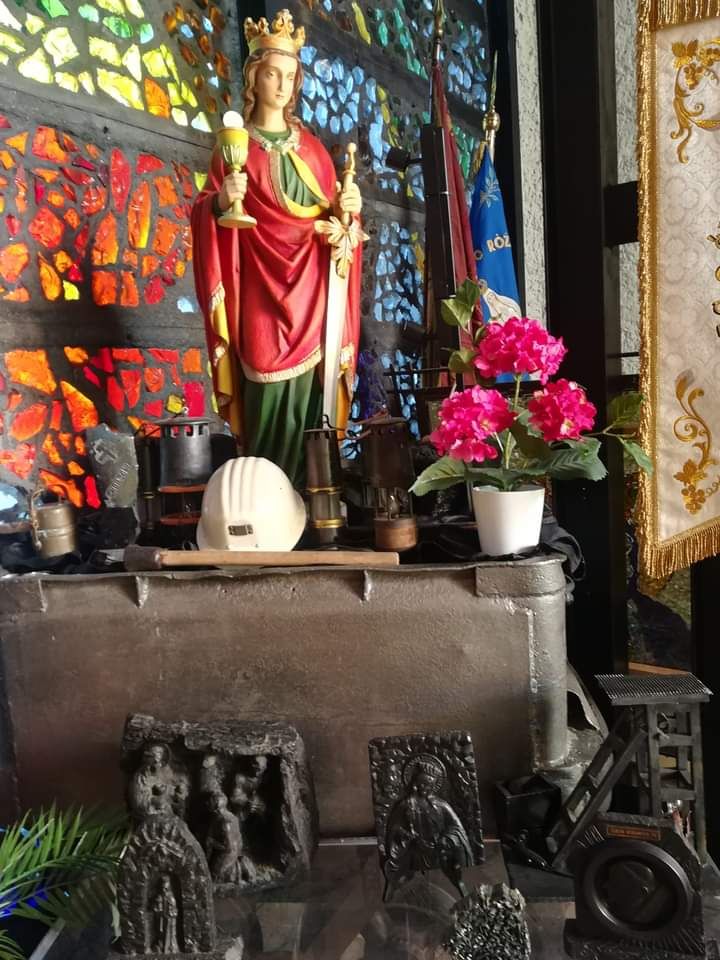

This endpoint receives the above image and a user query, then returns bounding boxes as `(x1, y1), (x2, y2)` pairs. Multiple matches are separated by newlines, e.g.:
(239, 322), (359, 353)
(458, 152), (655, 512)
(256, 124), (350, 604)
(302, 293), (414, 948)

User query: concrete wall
(0, 558), (567, 835)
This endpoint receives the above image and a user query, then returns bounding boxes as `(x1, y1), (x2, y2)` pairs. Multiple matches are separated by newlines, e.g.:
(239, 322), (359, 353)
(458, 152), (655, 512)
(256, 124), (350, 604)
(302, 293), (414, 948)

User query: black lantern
(304, 424), (345, 545)
(361, 417), (417, 552)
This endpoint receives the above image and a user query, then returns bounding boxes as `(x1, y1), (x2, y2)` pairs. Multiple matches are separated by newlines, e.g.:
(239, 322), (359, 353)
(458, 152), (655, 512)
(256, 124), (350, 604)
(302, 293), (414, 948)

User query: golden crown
(244, 9), (306, 57)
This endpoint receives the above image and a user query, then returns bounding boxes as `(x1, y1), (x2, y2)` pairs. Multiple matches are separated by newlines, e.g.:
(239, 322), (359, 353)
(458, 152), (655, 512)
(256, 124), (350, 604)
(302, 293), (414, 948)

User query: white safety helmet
(197, 457), (306, 551)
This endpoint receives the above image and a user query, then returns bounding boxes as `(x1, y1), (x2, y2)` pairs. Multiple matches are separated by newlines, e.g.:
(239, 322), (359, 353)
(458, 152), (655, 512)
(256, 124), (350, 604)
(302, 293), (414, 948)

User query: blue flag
(469, 149), (521, 324)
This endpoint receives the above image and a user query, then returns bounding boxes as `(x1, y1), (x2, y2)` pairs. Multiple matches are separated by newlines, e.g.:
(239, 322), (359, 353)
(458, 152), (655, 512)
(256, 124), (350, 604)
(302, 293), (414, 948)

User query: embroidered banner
(637, 0), (720, 579)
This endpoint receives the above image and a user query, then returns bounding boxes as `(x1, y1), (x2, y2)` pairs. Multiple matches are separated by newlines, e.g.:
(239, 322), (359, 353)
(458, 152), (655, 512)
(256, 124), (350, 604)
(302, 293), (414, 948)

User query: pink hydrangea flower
(430, 386), (516, 462)
(527, 379), (597, 442)
(473, 317), (567, 383)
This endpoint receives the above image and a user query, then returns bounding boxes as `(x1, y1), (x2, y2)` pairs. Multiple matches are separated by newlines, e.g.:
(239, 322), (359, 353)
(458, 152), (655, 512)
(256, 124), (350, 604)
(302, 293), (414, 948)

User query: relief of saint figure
(152, 874), (179, 954)
(192, 9), (364, 486)
(129, 743), (190, 821)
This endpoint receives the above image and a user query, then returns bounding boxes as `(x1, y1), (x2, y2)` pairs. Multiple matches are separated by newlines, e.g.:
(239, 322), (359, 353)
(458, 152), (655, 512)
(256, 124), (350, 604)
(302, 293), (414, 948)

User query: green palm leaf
(0, 929), (24, 960)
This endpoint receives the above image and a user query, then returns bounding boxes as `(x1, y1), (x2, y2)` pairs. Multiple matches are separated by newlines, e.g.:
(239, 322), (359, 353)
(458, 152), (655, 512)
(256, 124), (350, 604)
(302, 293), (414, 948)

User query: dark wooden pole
(692, 557), (720, 859)
(537, 0), (628, 690)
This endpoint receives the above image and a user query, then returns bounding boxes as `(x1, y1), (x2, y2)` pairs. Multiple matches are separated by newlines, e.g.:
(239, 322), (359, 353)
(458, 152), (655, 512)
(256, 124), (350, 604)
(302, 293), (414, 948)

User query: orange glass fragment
(144, 367), (164, 392)
(141, 254), (159, 277)
(81, 185), (107, 216)
(122, 249), (138, 267)
(7, 391), (22, 411)
(39, 470), (83, 508)
(110, 148), (131, 214)
(0, 151), (14, 170)
(3, 287), (30, 302)
(198, 34), (211, 57)
(32, 127), (68, 164)
(38, 254), (62, 301)
(214, 51), (231, 80)
(107, 375), (125, 412)
(128, 181), (151, 249)
(50, 400), (63, 430)
(120, 270), (139, 307)
(86, 143), (102, 160)
(55, 251), (73, 274)
(209, 5), (226, 29)
(144, 78), (171, 119)
(169, 363), (180, 385)
(33, 167), (60, 183)
(64, 208), (80, 229)
(5, 132), (28, 154)
(63, 346), (88, 364)
(120, 368), (141, 407)
(59, 432), (72, 449)
(112, 348), (144, 363)
(42, 433), (64, 466)
(74, 435), (86, 455)
(182, 348), (202, 374)
(178, 40), (199, 66)
(14, 168), (27, 212)
(181, 224), (192, 259)
(0, 242), (30, 283)
(67, 460), (84, 476)
(63, 133), (79, 153)
(204, 95), (218, 114)
(153, 175), (178, 207)
(60, 380), (99, 432)
(91, 212), (119, 265)
(29, 208), (64, 249)
(10, 402), (48, 441)
(153, 217), (180, 256)
(47, 189), (65, 208)
(127, 415), (142, 432)
(91, 270), (117, 306)
(0, 443), (35, 480)
(6, 349), (57, 394)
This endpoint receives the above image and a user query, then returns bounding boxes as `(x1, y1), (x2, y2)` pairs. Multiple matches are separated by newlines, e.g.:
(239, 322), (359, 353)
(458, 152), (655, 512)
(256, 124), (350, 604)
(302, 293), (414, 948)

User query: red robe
(191, 126), (362, 440)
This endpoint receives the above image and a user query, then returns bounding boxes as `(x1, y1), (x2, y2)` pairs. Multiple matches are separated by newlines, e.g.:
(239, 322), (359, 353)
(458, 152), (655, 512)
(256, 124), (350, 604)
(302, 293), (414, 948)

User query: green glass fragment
(78, 4), (99, 21)
(36, 0), (69, 17)
(103, 15), (132, 38)
(378, 21), (388, 45)
(138, 21), (152, 42)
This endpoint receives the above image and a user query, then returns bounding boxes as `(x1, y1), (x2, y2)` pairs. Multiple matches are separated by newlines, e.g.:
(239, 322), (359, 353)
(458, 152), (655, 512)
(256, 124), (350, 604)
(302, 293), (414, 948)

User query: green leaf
(509, 419), (552, 460)
(618, 437), (653, 474)
(439, 278), (481, 332)
(538, 438), (608, 482)
(467, 467), (547, 491)
(607, 392), (642, 430)
(0, 930), (25, 960)
(410, 456), (466, 497)
(448, 348), (477, 374)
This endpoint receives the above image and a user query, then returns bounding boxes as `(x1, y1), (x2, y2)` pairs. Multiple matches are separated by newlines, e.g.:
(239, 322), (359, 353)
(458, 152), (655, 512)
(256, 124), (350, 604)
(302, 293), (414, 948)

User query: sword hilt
(340, 142), (357, 228)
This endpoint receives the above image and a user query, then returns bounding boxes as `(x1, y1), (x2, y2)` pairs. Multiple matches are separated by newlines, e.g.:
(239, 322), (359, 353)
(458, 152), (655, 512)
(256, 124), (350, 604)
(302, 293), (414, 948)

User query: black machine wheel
(580, 839), (694, 942)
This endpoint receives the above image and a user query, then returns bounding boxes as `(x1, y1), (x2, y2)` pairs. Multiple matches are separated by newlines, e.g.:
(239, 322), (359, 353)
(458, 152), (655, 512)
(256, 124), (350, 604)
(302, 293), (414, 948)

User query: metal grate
(596, 673), (712, 706)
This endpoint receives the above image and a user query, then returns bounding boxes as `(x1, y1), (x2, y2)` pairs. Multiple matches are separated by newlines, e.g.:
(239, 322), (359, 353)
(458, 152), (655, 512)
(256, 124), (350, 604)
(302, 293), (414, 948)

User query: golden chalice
(216, 112), (257, 229)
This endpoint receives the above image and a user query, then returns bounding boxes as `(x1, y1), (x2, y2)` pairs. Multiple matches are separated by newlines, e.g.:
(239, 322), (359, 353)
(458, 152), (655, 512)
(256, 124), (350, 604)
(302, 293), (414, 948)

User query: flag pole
(472, 51), (500, 174)
(430, 0), (445, 122)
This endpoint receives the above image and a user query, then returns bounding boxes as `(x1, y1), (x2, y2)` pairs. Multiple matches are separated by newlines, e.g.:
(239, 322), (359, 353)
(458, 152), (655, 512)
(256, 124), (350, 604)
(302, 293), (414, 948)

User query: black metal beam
(692, 557), (720, 860)
(537, 0), (628, 690)
(605, 181), (639, 247)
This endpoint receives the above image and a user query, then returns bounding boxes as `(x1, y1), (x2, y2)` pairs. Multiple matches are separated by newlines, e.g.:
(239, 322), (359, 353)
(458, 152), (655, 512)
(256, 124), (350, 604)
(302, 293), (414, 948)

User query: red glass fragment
(173, 203), (191, 220)
(183, 380), (205, 416)
(39, 470), (84, 508)
(62, 166), (93, 186)
(29, 208), (64, 249)
(34, 178), (46, 205)
(144, 275), (165, 305)
(144, 367), (164, 392)
(120, 368), (142, 407)
(6, 350), (57, 393)
(106, 375), (125, 412)
(0, 443), (35, 479)
(169, 363), (180, 385)
(0, 242), (30, 283)
(84, 475), (101, 508)
(82, 365), (101, 387)
(90, 347), (113, 373)
(7, 391), (22, 411)
(61, 182), (77, 202)
(154, 175), (178, 207)
(112, 348), (144, 363)
(15, 168), (27, 213)
(50, 400), (63, 431)
(32, 127), (68, 163)
(91, 211), (119, 265)
(81, 184), (107, 216)
(136, 154), (164, 174)
(161, 273), (175, 287)
(0, 117), (10, 129)
(128, 182), (151, 248)
(148, 348), (179, 363)
(10, 402), (48, 441)
(60, 380), (99, 431)
(63, 133), (79, 153)
(91, 270), (117, 306)
(153, 217), (180, 256)
(183, 348), (202, 374)
(110, 148), (131, 213)
(73, 156), (96, 171)
(74, 224), (89, 256)
(143, 399), (163, 418)
(162, 247), (181, 276)
(67, 262), (84, 281)
(120, 271), (139, 307)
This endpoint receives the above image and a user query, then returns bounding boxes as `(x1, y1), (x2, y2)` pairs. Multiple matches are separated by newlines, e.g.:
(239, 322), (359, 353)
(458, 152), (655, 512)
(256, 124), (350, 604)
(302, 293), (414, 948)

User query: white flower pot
(471, 485), (545, 556)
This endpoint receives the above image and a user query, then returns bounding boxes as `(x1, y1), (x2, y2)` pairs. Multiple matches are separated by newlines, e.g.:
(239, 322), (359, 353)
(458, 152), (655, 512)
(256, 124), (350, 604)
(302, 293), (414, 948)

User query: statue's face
(145, 744), (167, 770)
(254, 52), (297, 112)
(414, 772), (436, 797)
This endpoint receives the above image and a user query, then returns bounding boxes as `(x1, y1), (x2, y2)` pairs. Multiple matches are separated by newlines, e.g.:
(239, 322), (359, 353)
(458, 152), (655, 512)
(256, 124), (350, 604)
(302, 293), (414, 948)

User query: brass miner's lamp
(216, 111), (257, 230)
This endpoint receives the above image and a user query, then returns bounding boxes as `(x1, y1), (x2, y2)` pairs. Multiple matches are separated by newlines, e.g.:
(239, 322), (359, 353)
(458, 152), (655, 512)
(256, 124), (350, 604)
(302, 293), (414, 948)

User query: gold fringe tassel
(640, 0), (720, 29)
(639, 519), (720, 580)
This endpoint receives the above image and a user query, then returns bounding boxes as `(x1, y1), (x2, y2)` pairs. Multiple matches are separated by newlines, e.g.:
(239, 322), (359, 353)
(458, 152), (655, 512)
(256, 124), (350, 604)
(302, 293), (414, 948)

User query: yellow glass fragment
(161, 44), (179, 82)
(42, 27), (79, 67)
(0, 197), (4, 213)
(0, 1), (21, 31)
(63, 280), (79, 300)
(89, 36), (121, 65)
(167, 81), (182, 106)
(78, 71), (95, 94)
(0, 30), (24, 54)
(25, 14), (45, 34)
(121, 43), (141, 81)
(180, 81), (197, 107)
(97, 0), (125, 12)
(124, 0), (144, 16)
(18, 49), (53, 83)
(142, 47), (168, 78)
(350, 2), (372, 44)
(194, 171), (207, 191)
(171, 107), (187, 126)
(55, 71), (79, 92)
(165, 394), (184, 414)
(0, 51), (8, 65)
(97, 68), (143, 109)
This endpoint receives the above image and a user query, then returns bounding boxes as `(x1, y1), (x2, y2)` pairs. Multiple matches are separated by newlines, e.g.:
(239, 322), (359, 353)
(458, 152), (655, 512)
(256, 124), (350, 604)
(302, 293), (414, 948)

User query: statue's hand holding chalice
(216, 110), (256, 229)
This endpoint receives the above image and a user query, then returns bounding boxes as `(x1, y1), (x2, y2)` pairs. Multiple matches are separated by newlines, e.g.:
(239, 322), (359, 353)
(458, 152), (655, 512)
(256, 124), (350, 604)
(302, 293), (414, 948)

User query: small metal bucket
(30, 492), (78, 559)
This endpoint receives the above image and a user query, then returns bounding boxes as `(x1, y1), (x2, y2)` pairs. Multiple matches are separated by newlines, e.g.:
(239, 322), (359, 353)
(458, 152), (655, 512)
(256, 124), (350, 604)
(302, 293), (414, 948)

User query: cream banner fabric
(638, 0), (720, 579)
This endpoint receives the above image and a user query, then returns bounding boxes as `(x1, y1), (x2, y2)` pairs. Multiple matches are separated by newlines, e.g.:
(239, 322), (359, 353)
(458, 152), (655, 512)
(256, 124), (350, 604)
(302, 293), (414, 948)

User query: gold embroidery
(241, 347), (322, 383)
(671, 37), (720, 162)
(672, 372), (720, 513)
